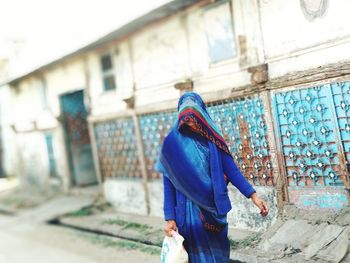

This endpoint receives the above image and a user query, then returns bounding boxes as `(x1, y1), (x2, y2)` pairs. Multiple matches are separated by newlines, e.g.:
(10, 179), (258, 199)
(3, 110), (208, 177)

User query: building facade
(1, 0), (350, 231)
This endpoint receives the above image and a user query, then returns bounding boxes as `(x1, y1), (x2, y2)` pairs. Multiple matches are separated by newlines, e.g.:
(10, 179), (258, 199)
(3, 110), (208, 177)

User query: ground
(1, 180), (349, 263)
(0, 180), (160, 263)
(0, 213), (159, 263)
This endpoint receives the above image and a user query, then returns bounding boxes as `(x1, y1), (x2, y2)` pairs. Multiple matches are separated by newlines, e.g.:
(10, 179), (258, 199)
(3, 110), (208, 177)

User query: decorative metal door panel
(206, 97), (273, 186)
(273, 83), (349, 187)
(60, 90), (97, 185)
(92, 95), (273, 184)
(138, 96), (273, 185)
(139, 111), (177, 179)
(94, 118), (142, 179)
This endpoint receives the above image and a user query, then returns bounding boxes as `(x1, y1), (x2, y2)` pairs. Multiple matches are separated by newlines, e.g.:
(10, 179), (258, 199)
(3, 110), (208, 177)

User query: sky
(0, 0), (171, 78)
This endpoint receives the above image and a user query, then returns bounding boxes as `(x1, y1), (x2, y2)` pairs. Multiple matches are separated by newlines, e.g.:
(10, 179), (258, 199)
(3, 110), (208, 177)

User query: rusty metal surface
(206, 97), (273, 186)
(92, 95), (273, 186)
(330, 82), (350, 188)
(260, 90), (289, 205)
(136, 96), (273, 185)
(93, 96), (273, 185)
(94, 117), (142, 178)
(138, 110), (177, 179)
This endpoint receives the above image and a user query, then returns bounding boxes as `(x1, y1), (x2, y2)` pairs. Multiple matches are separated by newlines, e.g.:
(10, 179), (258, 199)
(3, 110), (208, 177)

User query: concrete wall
(27, 0), (349, 121)
(16, 131), (49, 187)
(227, 185), (278, 232)
(88, 48), (129, 116)
(45, 58), (86, 116)
(88, 0), (264, 113)
(288, 186), (349, 211)
(259, 0), (350, 77)
(8, 77), (49, 187)
(0, 85), (17, 177)
(147, 180), (164, 218)
(44, 59), (88, 190)
(103, 178), (148, 215)
(4, 58), (89, 190)
(108, 179), (277, 232)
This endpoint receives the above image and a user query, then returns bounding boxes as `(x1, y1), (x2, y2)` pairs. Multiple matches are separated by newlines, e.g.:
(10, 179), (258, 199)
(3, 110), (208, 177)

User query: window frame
(203, 0), (238, 65)
(100, 51), (117, 92)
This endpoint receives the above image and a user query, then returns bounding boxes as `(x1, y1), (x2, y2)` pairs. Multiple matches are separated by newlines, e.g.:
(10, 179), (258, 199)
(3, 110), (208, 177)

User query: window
(39, 77), (49, 110)
(203, 1), (236, 63)
(45, 133), (57, 177)
(100, 53), (116, 91)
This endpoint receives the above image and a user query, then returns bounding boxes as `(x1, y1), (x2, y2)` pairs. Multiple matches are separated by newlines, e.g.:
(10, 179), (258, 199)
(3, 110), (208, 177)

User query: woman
(156, 92), (268, 262)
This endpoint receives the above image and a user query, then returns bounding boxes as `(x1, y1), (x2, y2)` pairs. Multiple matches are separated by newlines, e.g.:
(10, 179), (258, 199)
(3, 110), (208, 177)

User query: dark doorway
(60, 90), (97, 186)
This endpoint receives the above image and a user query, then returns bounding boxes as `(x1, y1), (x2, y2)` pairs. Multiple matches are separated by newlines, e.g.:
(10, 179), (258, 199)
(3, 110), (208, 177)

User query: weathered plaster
(103, 178), (147, 215)
(147, 180), (164, 218)
(106, 178), (278, 232)
(227, 185), (278, 232)
(288, 186), (349, 210)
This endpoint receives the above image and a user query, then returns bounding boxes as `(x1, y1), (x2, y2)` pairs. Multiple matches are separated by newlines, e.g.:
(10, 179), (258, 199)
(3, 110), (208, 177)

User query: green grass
(229, 238), (239, 249)
(103, 219), (151, 232)
(68, 207), (93, 217)
(66, 202), (112, 217)
(103, 218), (128, 226)
(229, 234), (262, 249)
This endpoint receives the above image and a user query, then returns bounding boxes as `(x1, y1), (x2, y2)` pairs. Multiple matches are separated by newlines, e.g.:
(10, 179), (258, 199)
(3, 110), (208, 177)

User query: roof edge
(3, 0), (203, 86)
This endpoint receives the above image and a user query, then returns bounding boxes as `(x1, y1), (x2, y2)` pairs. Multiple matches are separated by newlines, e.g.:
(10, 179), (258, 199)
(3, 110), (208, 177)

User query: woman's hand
(250, 192), (269, 217)
(164, 220), (177, 237)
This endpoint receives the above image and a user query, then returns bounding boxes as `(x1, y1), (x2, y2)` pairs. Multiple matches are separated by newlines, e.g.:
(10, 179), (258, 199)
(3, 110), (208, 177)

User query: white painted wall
(132, 16), (188, 90)
(190, 0), (263, 94)
(260, 0), (350, 59)
(84, 0), (264, 112)
(259, 0), (350, 77)
(11, 77), (43, 130)
(88, 48), (128, 116)
(227, 185), (278, 232)
(146, 179), (277, 232)
(16, 131), (49, 188)
(7, 78), (48, 186)
(148, 180), (164, 217)
(0, 85), (18, 177)
(85, 0), (350, 112)
(45, 59), (86, 117)
(44, 59), (91, 190)
(6, 58), (90, 190)
(103, 178), (148, 215)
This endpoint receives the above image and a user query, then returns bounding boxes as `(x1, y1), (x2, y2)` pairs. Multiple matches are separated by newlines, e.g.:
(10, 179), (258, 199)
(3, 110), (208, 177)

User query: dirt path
(0, 214), (159, 263)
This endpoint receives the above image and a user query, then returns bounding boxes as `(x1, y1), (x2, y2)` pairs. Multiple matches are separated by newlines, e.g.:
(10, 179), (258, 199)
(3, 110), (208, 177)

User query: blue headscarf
(156, 92), (232, 218)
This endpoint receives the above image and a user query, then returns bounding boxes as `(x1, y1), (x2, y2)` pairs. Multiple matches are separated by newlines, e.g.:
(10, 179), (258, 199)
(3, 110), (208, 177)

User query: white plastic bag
(160, 230), (188, 263)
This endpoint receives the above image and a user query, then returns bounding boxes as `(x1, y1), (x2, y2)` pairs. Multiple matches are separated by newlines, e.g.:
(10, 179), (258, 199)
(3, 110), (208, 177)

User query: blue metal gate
(60, 90), (97, 186)
(273, 81), (350, 187)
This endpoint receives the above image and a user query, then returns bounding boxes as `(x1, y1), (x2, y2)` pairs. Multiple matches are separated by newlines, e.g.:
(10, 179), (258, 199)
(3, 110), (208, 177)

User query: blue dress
(157, 92), (256, 263)
(163, 138), (255, 262)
